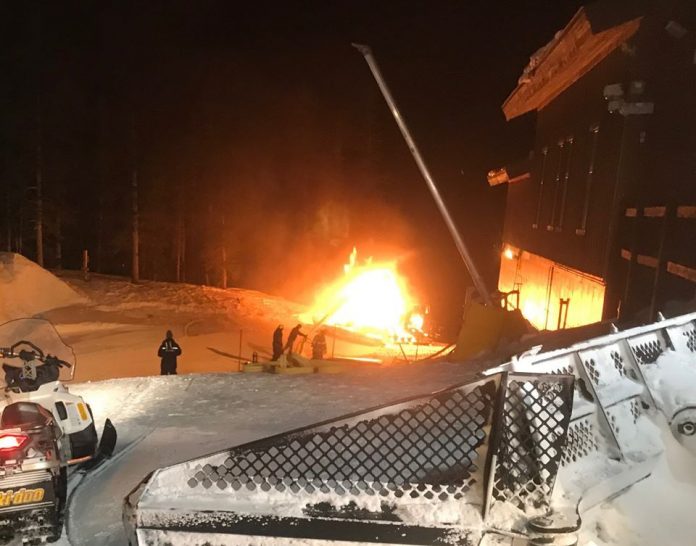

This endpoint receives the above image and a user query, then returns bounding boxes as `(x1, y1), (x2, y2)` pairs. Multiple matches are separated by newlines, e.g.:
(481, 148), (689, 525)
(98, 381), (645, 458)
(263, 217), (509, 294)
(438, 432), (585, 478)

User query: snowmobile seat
(0, 402), (53, 430)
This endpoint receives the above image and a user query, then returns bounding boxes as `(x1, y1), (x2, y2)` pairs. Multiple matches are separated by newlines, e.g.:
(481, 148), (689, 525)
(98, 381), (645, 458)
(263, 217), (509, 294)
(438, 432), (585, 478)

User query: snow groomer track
(123, 312), (696, 546)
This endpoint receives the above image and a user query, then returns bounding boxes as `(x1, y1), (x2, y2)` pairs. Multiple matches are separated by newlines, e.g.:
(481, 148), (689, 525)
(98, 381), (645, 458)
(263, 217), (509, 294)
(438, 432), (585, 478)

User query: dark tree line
(1, 0), (567, 336)
(1, 2), (411, 300)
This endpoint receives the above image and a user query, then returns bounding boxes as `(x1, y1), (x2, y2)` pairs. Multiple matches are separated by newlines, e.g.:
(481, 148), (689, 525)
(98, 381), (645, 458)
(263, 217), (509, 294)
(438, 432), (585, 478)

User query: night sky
(2, 0), (585, 336)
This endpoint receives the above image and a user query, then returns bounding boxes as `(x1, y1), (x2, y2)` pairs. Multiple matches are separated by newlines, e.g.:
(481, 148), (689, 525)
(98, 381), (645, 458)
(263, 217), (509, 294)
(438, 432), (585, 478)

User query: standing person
(311, 329), (327, 360)
(158, 330), (182, 375)
(272, 324), (284, 361)
(284, 323), (307, 356)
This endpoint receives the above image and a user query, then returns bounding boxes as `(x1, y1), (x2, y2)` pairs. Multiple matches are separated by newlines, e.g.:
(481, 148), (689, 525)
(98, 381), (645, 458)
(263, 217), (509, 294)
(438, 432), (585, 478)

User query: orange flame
(303, 248), (423, 343)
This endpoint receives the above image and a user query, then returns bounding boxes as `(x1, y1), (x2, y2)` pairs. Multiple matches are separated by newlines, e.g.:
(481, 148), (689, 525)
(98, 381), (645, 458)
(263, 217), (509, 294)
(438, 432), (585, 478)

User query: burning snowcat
(0, 319), (116, 544)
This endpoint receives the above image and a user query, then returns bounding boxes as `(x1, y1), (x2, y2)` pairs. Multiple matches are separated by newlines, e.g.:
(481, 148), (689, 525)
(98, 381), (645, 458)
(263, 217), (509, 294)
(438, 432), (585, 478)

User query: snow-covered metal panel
(124, 373), (577, 545)
(482, 311), (696, 519)
(485, 374), (574, 519)
(184, 377), (499, 510)
(664, 318), (696, 356)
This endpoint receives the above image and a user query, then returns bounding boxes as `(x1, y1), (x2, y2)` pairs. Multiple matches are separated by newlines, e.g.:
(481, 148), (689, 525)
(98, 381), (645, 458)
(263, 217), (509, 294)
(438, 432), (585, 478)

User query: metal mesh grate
(606, 398), (642, 432)
(532, 357), (593, 402)
(610, 351), (626, 377)
(187, 379), (499, 508)
(561, 416), (599, 466)
(488, 376), (574, 513)
(630, 338), (664, 365)
(548, 364), (574, 376)
(583, 358), (601, 385)
(684, 327), (696, 352)
(603, 397), (651, 456)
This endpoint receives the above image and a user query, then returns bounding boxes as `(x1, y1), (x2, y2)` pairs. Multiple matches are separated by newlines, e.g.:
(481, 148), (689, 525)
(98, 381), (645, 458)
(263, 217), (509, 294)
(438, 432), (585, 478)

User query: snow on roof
(503, 5), (643, 120)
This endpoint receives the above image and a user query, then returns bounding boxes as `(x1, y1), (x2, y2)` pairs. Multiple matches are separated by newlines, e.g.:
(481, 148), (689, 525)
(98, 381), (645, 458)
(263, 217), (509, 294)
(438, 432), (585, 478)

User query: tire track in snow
(65, 431), (150, 545)
(66, 376), (200, 545)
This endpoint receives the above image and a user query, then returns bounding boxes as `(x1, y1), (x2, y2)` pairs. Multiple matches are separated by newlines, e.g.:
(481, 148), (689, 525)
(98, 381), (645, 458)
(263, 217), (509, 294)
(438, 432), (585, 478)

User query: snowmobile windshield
(0, 318), (76, 383)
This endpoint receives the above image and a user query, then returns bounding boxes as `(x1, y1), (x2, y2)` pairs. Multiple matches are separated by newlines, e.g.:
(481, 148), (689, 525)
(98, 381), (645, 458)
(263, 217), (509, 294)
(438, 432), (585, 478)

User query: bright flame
(408, 313), (424, 331)
(303, 248), (422, 342)
(503, 247), (515, 260)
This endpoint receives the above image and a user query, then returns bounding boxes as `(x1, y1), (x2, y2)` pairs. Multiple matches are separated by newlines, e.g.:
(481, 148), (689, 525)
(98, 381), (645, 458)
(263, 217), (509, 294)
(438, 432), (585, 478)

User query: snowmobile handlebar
(0, 340), (72, 368)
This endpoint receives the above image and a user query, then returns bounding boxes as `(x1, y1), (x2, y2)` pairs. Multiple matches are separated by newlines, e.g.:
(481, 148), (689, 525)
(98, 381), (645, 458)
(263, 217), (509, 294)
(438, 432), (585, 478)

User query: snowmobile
(0, 318), (116, 544)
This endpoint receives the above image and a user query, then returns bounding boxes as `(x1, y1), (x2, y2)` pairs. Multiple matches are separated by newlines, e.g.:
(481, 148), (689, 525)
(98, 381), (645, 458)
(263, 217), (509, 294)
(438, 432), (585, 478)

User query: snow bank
(642, 350), (696, 419)
(0, 253), (86, 322)
(578, 415), (696, 546)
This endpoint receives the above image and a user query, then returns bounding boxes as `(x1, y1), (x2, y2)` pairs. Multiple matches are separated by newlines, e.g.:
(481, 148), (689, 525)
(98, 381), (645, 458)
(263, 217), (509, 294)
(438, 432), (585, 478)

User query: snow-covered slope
(35, 271), (440, 382)
(44, 272), (306, 381)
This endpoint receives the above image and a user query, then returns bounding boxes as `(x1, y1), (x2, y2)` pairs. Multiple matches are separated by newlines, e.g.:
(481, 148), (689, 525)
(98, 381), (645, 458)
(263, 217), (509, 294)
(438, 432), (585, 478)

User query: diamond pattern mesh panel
(605, 397), (644, 449)
(628, 334), (665, 366)
(561, 415), (599, 466)
(187, 378), (499, 507)
(664, 321), (696, 356)
(488, 376), (574, 513)
(686, 327), (696, 352)
(523, 355), (593, 403)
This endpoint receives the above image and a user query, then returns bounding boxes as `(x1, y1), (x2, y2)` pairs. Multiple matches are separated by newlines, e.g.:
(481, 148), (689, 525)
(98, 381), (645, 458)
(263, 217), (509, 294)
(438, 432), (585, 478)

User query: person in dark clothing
(272, 324), (284, 361)
(284, 323), (307, 355)
(158, 330), (182, 375)
(312, 329), (327, 360)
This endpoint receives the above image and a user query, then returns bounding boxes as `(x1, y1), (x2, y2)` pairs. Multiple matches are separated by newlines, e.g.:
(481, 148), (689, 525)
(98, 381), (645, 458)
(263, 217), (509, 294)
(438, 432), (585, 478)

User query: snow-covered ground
(67, 362), (476, 545)
(42, 271), (439, 382)
(47, 271), (307, 381)
(66, 349), (696, 546)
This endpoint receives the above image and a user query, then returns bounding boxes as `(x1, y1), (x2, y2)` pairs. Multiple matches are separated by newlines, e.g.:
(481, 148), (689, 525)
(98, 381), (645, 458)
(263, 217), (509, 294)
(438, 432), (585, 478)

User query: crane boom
(352, 43), (491, 305)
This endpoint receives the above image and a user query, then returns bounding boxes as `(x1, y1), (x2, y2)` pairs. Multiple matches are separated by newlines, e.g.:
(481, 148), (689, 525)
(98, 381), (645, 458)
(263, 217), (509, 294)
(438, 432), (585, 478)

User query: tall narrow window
(533, 147), (548, 229)
(556, 136), (574, 231)
(577, 124), (600, 235)
(548, 140), (565, 231)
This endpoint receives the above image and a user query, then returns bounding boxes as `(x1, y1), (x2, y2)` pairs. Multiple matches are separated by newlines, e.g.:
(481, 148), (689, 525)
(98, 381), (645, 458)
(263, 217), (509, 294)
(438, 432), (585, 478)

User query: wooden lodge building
(489, 0), (696, 331)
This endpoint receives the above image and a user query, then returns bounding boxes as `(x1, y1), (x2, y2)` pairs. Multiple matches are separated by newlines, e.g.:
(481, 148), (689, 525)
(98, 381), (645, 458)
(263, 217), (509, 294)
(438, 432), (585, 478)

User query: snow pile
(518, 30), (563, 84)
(56, 272), (305, 325)
(642, 350), (696, 419)
(0, 253), (86, 322)
(579, 415), (696, 546)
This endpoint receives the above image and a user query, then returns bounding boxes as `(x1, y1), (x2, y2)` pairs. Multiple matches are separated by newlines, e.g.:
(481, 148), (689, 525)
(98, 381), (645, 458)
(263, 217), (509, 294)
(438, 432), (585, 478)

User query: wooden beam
(509, 173), (531, 184)
(677, 206), (696, 218)
(637, 254), (658, 268)
(667, 261), (696, 283)
(643, 206), (666, 218)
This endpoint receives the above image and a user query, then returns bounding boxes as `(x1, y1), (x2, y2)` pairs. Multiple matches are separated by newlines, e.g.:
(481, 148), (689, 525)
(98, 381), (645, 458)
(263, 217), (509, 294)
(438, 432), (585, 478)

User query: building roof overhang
(502, 6), (643, 121)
